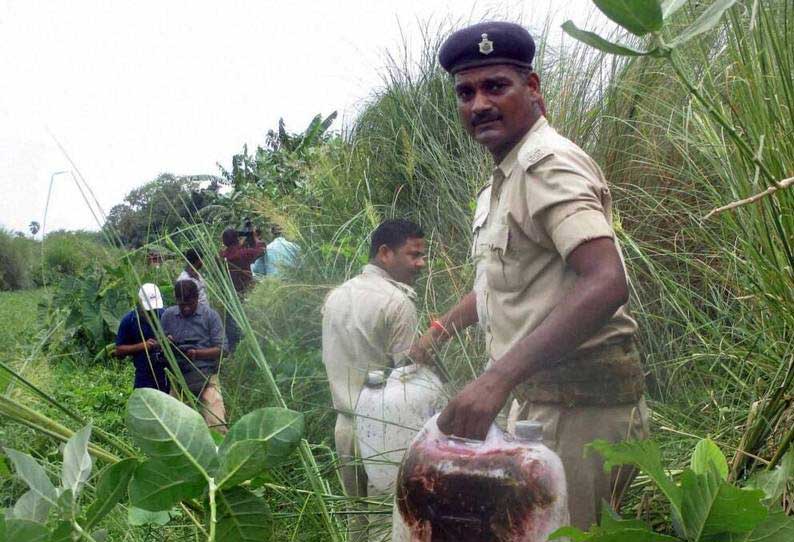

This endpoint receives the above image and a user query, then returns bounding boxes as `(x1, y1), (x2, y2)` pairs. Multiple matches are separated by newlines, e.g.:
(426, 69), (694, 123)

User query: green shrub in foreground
(2, 388), (305, 542)
(551, 439), (794, 541)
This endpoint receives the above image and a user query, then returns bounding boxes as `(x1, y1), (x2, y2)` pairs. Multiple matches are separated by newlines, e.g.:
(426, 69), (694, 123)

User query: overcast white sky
(0, 0), (603, 236)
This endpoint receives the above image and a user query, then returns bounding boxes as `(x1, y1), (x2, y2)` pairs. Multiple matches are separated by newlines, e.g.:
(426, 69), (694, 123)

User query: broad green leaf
(680, 467), (767, 538)
(56, 489), (75, 519)
(5, 519), (49, 542)
(4, 448), (58, 507)
(99, 303), (122, 332)
(128, 506), (171, 526)
(725, 508), (794, 541)
(84, 458), (138, 530)
(556, 503), (680, 542)
(12, 490), (50, 523)
(691, 439), (728, 480)
(129, 459), (206, 511)
(601, 505), (648, 530)
(49, 521), (74, 542)
(216, 487), (273, 542)
(593, 0), (664, 36)
(217, 408), (304, 488)
(747, 451), (794, 502)
(581, 529), (678, 541)
(549, 526), (588, 541)
(0, 456), (9, 477)
(661, 0), (688, 19)
(126, 388), (218, 478)
(587, 440), (681, 508)
(562, 21), (654, 57)
(61, 425), (92, 498)
(669, 0), (738, 47)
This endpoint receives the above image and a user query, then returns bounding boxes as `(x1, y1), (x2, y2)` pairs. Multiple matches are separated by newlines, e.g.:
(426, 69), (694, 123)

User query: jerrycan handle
(445, 434), (484, 448)
(365, 370), (386, 387)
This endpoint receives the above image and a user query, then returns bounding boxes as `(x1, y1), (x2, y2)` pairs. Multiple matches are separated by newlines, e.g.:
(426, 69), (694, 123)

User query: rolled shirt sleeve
(527, 155), (614, 260)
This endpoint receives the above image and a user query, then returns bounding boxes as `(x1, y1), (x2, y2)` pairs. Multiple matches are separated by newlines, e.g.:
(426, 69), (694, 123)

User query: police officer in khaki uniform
(409, 22), (649, 529)
(322, 219), (427, 541)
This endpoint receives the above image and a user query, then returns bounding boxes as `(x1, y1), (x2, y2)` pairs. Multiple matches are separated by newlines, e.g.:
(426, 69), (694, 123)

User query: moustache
(471, 112), (501, 127)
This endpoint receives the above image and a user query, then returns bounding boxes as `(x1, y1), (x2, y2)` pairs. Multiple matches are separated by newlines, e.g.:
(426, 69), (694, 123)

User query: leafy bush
(2, 390), (305, 542)
(40, 230), (113, 285)
(45, 259), (174, 360)
(552, 439), (794, 541)
(2, 425), (121, 541)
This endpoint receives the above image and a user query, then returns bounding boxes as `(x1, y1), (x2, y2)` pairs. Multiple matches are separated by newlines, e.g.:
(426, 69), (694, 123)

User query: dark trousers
(224, 312), (240, 353)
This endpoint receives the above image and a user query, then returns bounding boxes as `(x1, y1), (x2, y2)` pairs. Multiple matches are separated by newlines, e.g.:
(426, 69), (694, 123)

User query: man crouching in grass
(162, 279), (229, 434)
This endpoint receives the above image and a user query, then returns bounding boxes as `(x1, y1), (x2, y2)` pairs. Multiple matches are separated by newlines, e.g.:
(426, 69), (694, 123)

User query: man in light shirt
(322, 219), (426, 541)
(176, 249), (209, 308)
(264, 225), (300, 278)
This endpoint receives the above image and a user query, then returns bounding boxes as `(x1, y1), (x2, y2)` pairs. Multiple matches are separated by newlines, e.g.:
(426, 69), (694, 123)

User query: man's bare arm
(186, 347), (222, 360)
(437, 237), (629, 439)
(410, 291), (478, 364)
(115, 338), (159, 358)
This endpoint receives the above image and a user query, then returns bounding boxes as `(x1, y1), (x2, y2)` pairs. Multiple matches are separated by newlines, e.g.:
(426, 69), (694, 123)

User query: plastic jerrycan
(355, 364), (447, 495)
(394, 416), (569, 542)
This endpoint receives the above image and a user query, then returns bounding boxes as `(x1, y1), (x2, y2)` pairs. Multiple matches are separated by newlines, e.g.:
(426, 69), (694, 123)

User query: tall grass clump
(574, 0), (794, 479)
(0, 228), (37, 291)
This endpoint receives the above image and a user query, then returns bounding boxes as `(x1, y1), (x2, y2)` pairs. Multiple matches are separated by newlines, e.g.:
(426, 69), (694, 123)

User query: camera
(237, 217), (257, 247)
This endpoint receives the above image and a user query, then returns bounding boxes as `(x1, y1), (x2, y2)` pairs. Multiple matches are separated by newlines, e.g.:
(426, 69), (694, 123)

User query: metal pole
(40, 170), (70, 288)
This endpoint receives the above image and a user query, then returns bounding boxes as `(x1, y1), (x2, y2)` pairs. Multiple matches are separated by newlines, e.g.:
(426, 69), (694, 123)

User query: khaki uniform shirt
(322, 264), (418, 416)
(472, 117), (637, 363)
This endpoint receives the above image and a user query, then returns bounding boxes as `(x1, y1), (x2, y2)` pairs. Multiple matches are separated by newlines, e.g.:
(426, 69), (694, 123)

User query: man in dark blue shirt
(115, 283), (170, 392)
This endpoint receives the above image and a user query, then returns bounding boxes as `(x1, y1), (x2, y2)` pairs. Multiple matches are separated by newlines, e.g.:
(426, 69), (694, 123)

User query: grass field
(0, 289), (43, 358)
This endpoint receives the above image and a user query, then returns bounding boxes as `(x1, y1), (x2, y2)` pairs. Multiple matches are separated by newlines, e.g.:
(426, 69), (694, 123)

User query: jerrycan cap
(365, 370), (386, 387)
(515, 421), (543, 442)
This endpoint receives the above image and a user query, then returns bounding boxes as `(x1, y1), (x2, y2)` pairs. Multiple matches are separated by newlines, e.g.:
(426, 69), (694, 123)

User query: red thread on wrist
(430, 320), (448, 336)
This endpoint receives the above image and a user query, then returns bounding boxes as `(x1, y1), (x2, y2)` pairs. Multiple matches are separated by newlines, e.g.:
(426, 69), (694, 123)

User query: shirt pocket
(485, 220), (517, 292)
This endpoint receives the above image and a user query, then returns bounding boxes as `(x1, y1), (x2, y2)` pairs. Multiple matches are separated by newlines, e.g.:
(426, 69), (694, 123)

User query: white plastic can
(355, 364), (447, 495)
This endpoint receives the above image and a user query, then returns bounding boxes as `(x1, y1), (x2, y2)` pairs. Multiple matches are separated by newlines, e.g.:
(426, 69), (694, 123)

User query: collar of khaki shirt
(361, 263), (417, 300)
(493, 116), (551, 184)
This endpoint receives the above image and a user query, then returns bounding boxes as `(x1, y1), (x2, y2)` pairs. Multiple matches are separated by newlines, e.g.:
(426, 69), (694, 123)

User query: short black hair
(174, 279), (198, 302)
(222, 228), (239, 247)
(185, 248), (201, 265)
(369, 219), (424, 259)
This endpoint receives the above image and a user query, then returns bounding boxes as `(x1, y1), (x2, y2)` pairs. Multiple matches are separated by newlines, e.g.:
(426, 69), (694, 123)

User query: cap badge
(478, 33), (494, 55)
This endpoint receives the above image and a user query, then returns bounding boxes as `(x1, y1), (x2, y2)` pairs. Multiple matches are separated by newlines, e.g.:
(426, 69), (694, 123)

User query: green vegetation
(2, 0), (794, 540)
(552, 440), (794, 541)
(0, 229), (114, 292)
(0, 229), (38, 291)
(103, 174), (227, 248)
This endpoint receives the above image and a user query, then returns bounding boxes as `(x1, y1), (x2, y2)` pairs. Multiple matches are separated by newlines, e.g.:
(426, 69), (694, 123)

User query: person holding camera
(219, 226), (265, 296)
(219, 225), (265, 351)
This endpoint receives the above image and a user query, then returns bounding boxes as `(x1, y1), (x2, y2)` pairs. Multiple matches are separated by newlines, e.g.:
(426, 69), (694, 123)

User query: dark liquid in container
(397, 433), (563, 542)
